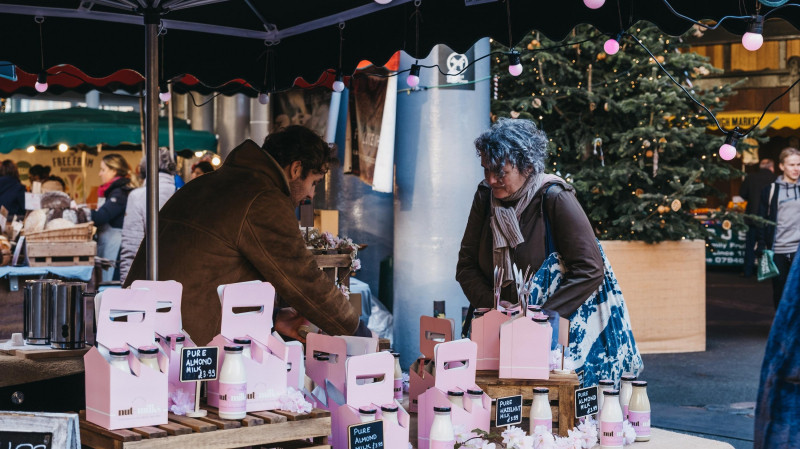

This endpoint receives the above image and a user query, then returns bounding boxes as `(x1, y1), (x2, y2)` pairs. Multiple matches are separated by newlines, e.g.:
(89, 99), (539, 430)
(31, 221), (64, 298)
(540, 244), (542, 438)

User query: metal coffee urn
(48, 281), (86, 349)
(23, 279), (59, 345)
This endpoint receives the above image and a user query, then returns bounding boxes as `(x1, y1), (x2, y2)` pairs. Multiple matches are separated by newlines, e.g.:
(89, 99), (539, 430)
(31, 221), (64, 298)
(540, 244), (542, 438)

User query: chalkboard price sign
(495, 395), (523, 427)
(348, 420), (384, 449)
(0, 431), (52, 449)
(180, 346), (219, 382)
(575, 386), (599, 418)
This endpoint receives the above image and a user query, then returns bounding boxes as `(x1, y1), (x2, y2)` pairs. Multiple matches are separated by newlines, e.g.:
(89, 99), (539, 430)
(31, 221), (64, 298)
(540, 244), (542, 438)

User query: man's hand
(274, 307), (309, 343)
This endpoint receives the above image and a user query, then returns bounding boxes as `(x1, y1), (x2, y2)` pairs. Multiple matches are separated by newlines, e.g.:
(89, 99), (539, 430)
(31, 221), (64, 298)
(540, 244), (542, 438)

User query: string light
(742, 15), (764, 51)
(195, 151), (204, 158)
(719, 128), (741, 161)
(332, 72), (345, 92)
(508, 51), (523, 76)
(26, 146), (35, 153)
(158, 82), (171, 102)
(258, 92), (270, 105)
(58, 143), (68, 152)
(604, 38), (620, 55)
(407, 63), (421, 88)
(211, 156), (221, 166)
(583, 0), (605, 9)
(34, 72), (48, 93)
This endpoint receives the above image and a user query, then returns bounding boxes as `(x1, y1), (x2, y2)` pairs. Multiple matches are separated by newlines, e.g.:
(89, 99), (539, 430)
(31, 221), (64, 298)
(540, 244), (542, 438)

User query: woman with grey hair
(457, 118), (642, 386)
(119, 148), (178, 282)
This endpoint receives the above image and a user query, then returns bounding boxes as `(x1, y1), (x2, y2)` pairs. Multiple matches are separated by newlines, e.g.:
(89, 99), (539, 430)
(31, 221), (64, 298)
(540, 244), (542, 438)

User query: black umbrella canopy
(1, 0), (800, 91)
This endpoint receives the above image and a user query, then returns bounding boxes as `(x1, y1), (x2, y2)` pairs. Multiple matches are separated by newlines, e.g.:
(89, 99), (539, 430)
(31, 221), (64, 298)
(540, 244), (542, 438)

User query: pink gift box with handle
(130, 280), (197, 412)
(206, 281), (297, 412)
(499, 314), (551, 380)
(84, 288), (168, 430)
(409, 316), (454, 412)
(470, 310), (512, 370)
(305, 332), (378, 409)
(417, 339), (491, 449)
(331, 351), (410, 449)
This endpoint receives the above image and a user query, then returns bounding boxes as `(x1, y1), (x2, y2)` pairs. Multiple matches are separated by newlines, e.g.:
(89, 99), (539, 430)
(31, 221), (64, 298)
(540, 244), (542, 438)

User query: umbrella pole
(144, 12), (160, 281)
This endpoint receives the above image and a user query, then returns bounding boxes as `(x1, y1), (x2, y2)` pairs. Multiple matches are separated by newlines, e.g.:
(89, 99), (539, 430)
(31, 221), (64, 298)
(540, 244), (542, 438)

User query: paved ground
(639, 267), (774, 448)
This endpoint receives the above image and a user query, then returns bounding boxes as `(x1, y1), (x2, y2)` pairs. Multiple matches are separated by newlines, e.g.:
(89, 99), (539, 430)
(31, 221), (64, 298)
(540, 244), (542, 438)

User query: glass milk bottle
(109, 348), (132, 374)
(467, 388), (484, 410)
(381, 404), (399, 427)
(597, 379), (615, 413)
(218, 345), (247, 419)
(359, 406), (377, 422)
(447, 390), (464, 409)
(619, 374), (637, 418)
(167, 334), (185, 352)
(599, 390), (623, 449)
(628, 381), (651, 441)
(530, 387), (552, 433)
(138, 346), (161, 372)
(430, 406), (455, 449)
(234, 337), (252, 358)
(392, 352), (403, 400)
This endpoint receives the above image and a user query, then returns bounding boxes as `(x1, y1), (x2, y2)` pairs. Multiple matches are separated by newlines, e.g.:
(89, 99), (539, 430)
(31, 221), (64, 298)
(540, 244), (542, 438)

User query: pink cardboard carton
(305, 332), (378, 409)
(498, 314), (551, 380)
(470, 310), (512, 370)
(130, 280), (197, 412)
(417, 339), (491, 449)
(84, 288), (168, 430)
(206, 281), (296, 411)
(409, 316), (454, 412)
(331, 351), (410, 449)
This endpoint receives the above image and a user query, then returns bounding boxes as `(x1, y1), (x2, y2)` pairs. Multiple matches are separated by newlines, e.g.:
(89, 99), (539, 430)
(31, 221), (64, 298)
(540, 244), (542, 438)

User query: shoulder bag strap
(542, 184), (559, 255)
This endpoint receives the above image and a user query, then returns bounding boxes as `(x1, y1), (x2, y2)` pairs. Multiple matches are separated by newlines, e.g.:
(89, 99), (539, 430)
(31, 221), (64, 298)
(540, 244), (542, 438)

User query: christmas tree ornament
(721, 220), (732, 230)
(642, 140), (651, 148)
(635, 188), (644, 196)
(603, 102), (609, 111)
(532, 98), (542, 108)
(645, 150), (653, 158)
(671, 199), (682, 212)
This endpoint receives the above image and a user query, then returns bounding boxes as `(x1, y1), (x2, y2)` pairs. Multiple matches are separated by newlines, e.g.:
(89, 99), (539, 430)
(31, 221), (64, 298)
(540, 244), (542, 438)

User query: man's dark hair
(47, 175), (67, 190)
(192, 161), (215, 174)
(262, 125), (335, 179)
(30, 164), (47, 179)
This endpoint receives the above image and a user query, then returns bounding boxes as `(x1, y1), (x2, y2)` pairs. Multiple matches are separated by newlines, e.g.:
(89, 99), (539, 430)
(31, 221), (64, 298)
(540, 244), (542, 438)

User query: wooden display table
(79, 406), (331, 449)
(474, 370), (580, 437)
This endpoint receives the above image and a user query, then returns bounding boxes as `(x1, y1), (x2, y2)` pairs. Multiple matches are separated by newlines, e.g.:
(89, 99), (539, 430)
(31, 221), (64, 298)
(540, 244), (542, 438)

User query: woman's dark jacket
(0, 176), (26, 217)
(91, 177), (132, 229)
(456, 178), (604, 318)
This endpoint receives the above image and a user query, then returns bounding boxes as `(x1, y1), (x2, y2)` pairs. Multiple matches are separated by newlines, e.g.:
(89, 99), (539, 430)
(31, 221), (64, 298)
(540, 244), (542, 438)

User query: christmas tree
(492, 23), (753, 242)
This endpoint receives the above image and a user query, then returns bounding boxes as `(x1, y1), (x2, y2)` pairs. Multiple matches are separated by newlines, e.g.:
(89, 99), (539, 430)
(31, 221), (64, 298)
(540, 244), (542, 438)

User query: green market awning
(0, 107), (217, 153)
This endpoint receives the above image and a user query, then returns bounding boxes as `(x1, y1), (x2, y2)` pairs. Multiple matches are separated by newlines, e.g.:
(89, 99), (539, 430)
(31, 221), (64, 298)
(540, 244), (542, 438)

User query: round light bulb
(332, 80), (345, 92)
(719, 143), (737, 161)
(58, 143), (68, 152)
(26, 146), (35, 153)
(34, 81), (48, 93)
(258, 93), (269, 105)
(374, 0), (392, 3)
(211, 156), (221, 166)
(742, 32), (763, 51)
(508, 63), (523, 76)
(194, 151), (204, 158)
(159, 91), (171, 102)
(406, 74), (420, 88)
(584, 0), (605, 9)
(604, 39), (620, 55)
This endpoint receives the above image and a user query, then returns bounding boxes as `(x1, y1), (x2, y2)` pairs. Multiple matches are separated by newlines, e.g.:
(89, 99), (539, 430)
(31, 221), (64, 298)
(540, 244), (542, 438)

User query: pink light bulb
(159, 91), (171, 102)
(34, 81), (48, 93)
(332, 80), (345, 92)
(407, 74), (420, 88)
(604, 39), (620, 55)
(719, 143), (737, 161)
(508, 63), (523, 76)
(584, 0), (605, 9)
(742, 32), (763, 51)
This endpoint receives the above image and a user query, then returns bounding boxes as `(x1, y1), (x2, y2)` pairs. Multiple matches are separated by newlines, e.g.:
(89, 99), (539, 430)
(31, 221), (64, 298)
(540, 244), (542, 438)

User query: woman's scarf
(97, 176), (121, 198)
(485, 171), (544, 287)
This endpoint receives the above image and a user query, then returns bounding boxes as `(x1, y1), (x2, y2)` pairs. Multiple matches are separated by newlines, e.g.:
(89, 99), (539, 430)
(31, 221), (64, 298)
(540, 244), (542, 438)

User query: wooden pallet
(475, 370), (580, 437)
(79, 407), (331, 449)
(0, 344), (89, 360)
(26, 241), (96, 267)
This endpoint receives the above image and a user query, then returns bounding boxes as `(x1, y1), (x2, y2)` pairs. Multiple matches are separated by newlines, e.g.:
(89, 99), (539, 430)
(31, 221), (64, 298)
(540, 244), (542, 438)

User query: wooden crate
(26, 241), (96, 267)
(79, 406), (331, 449)
(475, 370), (580, 437)
(25, 222), (95, 242)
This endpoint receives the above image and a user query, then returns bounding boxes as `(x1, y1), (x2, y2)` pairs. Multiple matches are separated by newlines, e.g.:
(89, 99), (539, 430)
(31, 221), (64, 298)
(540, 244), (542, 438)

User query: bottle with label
(138, 345), (161, 372)
(359, 406), (377, 423)
(597, 379), (615, 413)
(109, 348), (132, 374)
(392, 352), (403, 400)
(430, 406), (455, 449)
(628, 381), (651, 441)
(381, 404), (399, 427)
(530, 387), (552, 433)
(599, 390), (623, 449)
(218, 345), (247, 419)
(619, 374), (637, 418)
(447, 390), (464, 409)
(467, 388), (484, 411)
(234, 337), (252, 358)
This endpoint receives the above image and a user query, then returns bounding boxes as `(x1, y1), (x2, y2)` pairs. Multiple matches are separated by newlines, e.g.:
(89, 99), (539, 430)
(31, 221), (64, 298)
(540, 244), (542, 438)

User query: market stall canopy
(0, 108), (217, 153)
(714, 110), (800, 137)
(2, 1), (800, 91)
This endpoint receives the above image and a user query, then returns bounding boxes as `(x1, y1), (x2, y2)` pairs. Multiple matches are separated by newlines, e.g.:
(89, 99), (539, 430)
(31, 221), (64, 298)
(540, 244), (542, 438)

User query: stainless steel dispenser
(23, 279), (59, 345)
(48, 281), (86, 350)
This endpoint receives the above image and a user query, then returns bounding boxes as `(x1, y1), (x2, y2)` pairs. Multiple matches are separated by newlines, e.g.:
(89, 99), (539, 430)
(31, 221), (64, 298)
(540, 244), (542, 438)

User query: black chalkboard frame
(574, 386), (599, 419)
(179, 346), (220, 383)
(495, 394), (523, 427)
(347, 420), (384, 449)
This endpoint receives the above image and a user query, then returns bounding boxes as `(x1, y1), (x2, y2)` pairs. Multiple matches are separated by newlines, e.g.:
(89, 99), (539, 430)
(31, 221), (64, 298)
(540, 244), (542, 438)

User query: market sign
(495, 395), (523, 427)
(705, 224), (746, 266)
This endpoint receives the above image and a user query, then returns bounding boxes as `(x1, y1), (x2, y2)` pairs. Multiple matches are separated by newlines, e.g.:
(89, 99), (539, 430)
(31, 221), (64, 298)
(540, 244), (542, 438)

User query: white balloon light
(584, 0), (605, 9)
(742, 15), (764, 52)
(508, 52), (522, 76)
(332, 73), (345, 92)
(604, 38), (620, 55)
(258, 92), (270, 105)
(719, 132), (740, 161)
(34, 72), (48, 93)
(58, 143), (68, 152)
(407, 64), (421, 88)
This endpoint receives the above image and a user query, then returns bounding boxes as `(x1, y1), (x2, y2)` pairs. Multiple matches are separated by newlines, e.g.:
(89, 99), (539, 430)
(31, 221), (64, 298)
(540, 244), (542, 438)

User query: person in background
(28, 164), (51, 185)
(119, 148), (177, 283)
(0, 160), (25, 218)
(41, 175), (67, 193)
(190, 161), (214, 180)
(741, 158), (776, 277)
(92, 154), (134, 282)
(758, 147), (800, 308)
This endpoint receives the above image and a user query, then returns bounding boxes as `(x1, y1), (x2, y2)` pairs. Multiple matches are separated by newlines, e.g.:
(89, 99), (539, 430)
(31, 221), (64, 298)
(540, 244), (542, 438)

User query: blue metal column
(393, 39), (490, 368)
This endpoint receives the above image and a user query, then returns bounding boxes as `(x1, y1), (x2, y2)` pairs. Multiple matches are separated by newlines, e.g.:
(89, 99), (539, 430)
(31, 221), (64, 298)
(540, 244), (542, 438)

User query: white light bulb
(258, 93), (269, 105)
(374, 0), (392, 3)
(719, 143), (737, 161)
(194, 151), (204, 158)
(159, 91), (171, 102)
(584, 0), (605, 9)
(407, 74), (420, 88)
(34, 81), (48, 93)
(742, 32), (763, 51)
(332, 80), (345, 92)
(58, 143), (68, 152)
(508, 63), (523, 76)
(26, 146), (35, 153)
(211, 156), (221, 166)
(604, 39), (620, 55)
